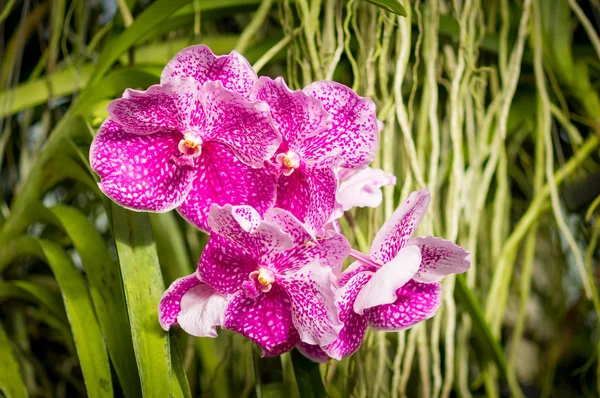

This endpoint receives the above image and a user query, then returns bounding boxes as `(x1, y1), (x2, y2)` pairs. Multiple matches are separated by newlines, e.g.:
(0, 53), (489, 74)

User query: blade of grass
(0, 322), (28, 398)
(291, 349), (327, 398)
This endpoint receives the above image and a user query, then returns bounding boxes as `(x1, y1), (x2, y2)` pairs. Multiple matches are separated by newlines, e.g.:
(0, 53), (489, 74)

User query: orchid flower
(160, 204), (351, 356)
(249, 77), (379, 232)
(298, 190), (470, 361)
(90, 46), (280, 231)
(334, 167), (396, 217)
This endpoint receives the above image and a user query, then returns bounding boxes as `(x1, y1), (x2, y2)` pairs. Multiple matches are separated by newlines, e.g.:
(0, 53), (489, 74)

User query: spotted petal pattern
(250, 76), (331, 150)
(302, 81), (379, 169)
(364, 280), (442, 331)
(199, 81), (281, 167)
(158, 274), (202, 330)
(296, 342), (331, 363)
(264, 208), (314, 245)
(272, 233), (350, 275)
(279, 262), (342, 346)
(222, 288), (298, 355)
(161, 45), (258, 96)
(177, 143), (277, 231)
(90, 119), (195, 212)
(407, 236), (470, 283)
(369, 190), (430, 264)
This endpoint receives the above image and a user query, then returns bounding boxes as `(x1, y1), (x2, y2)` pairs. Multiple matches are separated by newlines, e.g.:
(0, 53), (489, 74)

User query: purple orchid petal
(197, 234), (259, 295)
(338, 260), (379, 287)
(276, 157), (338, 233)
(107, 79), (202, 135)
(279, 261), (342, 346)
(301, 81), (378, 169)
(296, 342), (331, 363)
(407, 236), (470, 283)
(264, 208), (315, 245)
(90, 119), (195, 212)
(354, 246), (421, 315)
(322, 272), (372, 360)
(207, 204), (293, 260)
(199, 81), (281, 168)
(337, 167), (396, 211)
(222, 287), (298, 354)
(272, 233), (350, 275)
(177, 143), (277, 231)
(369, 190), (430, 264)
(161, 45), (257, 97)
(249, 76), (331, 149)
(158, 274), (201, 330)
(177, 282), (228, 337)
(364, 280), (442, 331)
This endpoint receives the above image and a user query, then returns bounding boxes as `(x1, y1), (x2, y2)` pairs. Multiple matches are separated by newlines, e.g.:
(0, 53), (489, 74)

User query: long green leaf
(0, 237), (114, 398)
(290, 349), (327, 398)
(49, 205), (142, 398)
(0, 322), (28, 398)
(111, 205), (173, 397)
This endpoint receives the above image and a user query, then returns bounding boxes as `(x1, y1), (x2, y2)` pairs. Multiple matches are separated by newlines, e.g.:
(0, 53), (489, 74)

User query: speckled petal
(273, 233), (350, 275)
(354, 246), (421, 315)
(407, 236), (470, 283)
(90, 119), (195, 212)
(322, 272), (372, 360)
(207, 203), (293, 261)
(337, 167), (396, 211)
(197, 234), (259, 295)
(264, 208), (314, 245)
(370, 190), (430, 264)
(249, 76), (331, 149)
(296, 343), (331, 363)
(338, 260), (379, 287)
(158, 274), (201, 330)
(276, 158), (338, 233)
(107, 79), (202, 135)
(161, 45), (257, 96)
(178, 282), (228, 337)
(364, 280), (442, 331)
(199, 81), (280, 168)
(177, 143), (277, 231)
(222, 287), (298, 354)
(279, 261), (342, 346)
(301, 81), (378, 168)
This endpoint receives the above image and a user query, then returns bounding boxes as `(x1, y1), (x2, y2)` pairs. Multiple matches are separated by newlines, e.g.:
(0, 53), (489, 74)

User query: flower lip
(248, 267), (276, 294)
(178, 133), (203, 157)
(276, 150), (301, 176)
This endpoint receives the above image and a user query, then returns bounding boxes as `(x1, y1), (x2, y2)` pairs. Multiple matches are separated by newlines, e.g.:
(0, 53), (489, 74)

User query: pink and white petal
(199, 81), (280, 167)
(264, 208), (314, 245)
(272, 233), (350, 275)
(338, 260), (379, 287)
(364, 280), (442, 331)
(322, 272), (372, 360)
(90, 120), (195, 212)
(301, 81), (378, 168)
(276, 159), (338, 233)
(206, 202), (293, 261)
(222, 287), (298, 353)
(158, 274), (201, 330)
(279, 261), (342, 346)
(177, 283), (228, 338)
(407, 236), (471, 283)
(161, 45), (257, 96)
(369, 190), (430, 264)
(249, 77), (331, 149)
(296, 343), (331, 363)
(262, 330), (299, 357)
(177, 143), (277, 232)
(337, 167), (396, 211)
(197, 234), (259, 295)
(354, 246), (421, 315)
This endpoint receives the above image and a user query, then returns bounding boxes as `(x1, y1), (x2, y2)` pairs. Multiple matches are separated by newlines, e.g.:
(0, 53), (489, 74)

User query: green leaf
(111, 205), (173, 397)
(0, 280), (67, 322)
(361, 0), (406, 16)
(49, 205), (142, 398)
(291, 349), (327, 398)
(253, 347), (286, 398)
(0, 237), (114, 398)
(170, 337), (192, 398)
(90, 0), (189, 84)
(150, 212), (193, 285)
(0, 322), (28, 398)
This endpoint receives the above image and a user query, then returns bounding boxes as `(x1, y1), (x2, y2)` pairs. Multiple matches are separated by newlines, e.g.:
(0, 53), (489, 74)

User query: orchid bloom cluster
(90, 45), (470, 361)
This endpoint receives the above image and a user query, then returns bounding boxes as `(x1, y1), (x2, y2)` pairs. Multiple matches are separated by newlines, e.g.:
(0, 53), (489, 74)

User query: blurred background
(1, 0), (600, 397)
